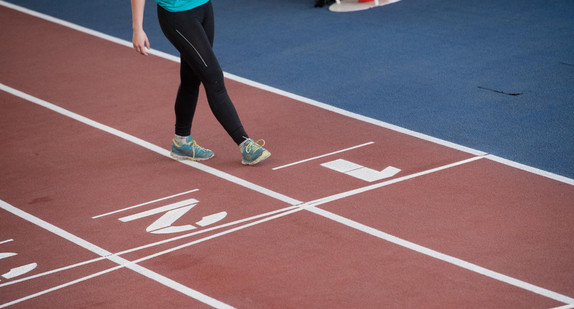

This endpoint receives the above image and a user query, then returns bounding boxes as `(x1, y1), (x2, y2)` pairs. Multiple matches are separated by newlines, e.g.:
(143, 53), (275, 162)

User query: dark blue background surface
(5, 0), (574, 179)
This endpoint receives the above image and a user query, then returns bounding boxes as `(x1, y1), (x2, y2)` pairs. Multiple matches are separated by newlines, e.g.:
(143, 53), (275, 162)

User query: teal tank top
(156, 0), (210, 12)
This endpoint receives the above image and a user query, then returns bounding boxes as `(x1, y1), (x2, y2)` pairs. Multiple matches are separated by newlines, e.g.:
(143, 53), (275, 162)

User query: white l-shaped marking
(321, 159), (401, 182)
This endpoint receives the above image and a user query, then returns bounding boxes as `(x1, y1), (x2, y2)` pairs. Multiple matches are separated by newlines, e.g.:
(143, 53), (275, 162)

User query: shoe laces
(245, 139), (265, 153)
(187, 140), (207, 151)
(176, 138), (205, 151)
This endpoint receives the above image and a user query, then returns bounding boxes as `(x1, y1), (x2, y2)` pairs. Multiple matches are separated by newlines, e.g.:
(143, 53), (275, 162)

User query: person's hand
(132, 29), (150, 56)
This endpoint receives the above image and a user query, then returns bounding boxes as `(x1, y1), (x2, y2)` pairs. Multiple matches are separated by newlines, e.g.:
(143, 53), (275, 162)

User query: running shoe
(171, 136), (214, 161)
(241, 138), (271, 165)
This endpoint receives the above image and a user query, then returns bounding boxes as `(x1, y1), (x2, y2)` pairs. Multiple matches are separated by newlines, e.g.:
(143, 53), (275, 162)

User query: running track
(1, 3), (574, 308)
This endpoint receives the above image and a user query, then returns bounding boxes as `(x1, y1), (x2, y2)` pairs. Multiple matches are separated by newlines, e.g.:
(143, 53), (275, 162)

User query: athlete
(131, 0), (270, 165)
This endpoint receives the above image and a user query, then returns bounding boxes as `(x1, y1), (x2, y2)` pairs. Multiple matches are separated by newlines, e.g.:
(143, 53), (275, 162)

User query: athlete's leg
(173, 61), (201, 136)
(157, 3), (248, 145)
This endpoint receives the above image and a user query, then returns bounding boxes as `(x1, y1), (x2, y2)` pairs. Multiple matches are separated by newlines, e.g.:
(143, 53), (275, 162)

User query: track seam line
(0, 0), (571, 185)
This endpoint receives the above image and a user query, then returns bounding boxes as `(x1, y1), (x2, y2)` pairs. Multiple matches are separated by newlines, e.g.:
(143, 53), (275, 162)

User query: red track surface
(1, 5), (573, 308)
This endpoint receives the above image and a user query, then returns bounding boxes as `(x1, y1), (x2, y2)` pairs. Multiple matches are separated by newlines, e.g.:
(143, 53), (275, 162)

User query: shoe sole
(170, 152), (214, 161)
(242, 150), (271, 166)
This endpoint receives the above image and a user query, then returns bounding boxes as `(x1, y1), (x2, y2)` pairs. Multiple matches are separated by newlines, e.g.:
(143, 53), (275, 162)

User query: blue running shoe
(240, 138), (271, 165)
(171, 136), (214, 161)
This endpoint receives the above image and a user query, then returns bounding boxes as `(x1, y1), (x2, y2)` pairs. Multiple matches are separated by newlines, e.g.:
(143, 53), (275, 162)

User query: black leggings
(157, 2), (247, 145)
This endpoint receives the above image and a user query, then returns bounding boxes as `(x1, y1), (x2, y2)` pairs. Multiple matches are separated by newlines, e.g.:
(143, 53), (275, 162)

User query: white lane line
(0, 83), (302, 207)
(0, 239), (14, 245)
(0, 199), (233, 309)
(92, 189), (200, 219)
(1, 3), (572, 303)
(118, 199), (198, 223)
(121, 157), (482, 263)
(306, 206), (574, 305)
(113, 205), (301, 256)
(309, 156), (484, 207)
(486, 155), (574, 186)
(0, 256), (106, 288)
(130, 207), (305, 265)
(272, 142), (375, 170)
(0, 265), (124, 309)
(109, 154), (574, 305)
(3, 83), (572, 305)
(5, 158), (480, 284)
(3, 0), (571, 187)
(225, 71), (489, 158)
(0, 205), (300, 289)
(0, 205), (305, 309)
(321, 159), (401, 182)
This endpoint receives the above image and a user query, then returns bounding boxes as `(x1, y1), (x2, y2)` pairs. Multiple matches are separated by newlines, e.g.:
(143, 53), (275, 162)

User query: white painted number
(118, 198), (227, 234)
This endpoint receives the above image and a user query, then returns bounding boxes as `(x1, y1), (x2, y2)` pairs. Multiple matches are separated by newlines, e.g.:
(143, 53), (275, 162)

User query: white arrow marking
(321, 159), (401, 182)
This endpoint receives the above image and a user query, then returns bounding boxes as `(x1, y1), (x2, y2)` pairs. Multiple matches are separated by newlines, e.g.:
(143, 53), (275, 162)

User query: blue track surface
(5, 0), (574, 179)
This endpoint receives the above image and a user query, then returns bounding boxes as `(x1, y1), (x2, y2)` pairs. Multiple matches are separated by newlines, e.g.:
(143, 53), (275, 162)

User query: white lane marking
(310, 156), (484, 207)
(2, 84), (571, 304)
(0, 205), (303, 308)
(196, 212), (227, 227)
(0, 239), (14, 245)
(321, 159), (401, 182)
(321, 159), (364, 173)
(2, 263), (37, 279)
(147, 205), (197, 234)
(1, 0), (572, 186)
(0, 83), (302, 207)
(92, 189), (199, 219)
(225, 70), (489, 158)
(272, 142), (375, 170)
(118, 199), (197, 222)
(112, 155), (574, 305)
(0, 256), (107, 288)
(486, 155), (574, 186)
(0, 206), (299, 288)
(0, 253), (17, 260)
(306, 207), (574, 305)
(0, 265), (124, 309)
(0, 2), (572, 303)
(0, 200), (233, 309)
(346, 166), (401, 182)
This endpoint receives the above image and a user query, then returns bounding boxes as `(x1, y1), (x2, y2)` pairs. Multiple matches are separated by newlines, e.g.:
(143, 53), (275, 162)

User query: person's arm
(131, 0), (150, 56)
